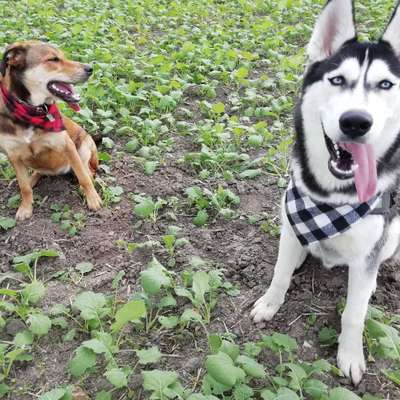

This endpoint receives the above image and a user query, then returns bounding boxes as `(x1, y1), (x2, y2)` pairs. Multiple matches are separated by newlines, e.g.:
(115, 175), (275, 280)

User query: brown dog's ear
(0, 45), (26, 76)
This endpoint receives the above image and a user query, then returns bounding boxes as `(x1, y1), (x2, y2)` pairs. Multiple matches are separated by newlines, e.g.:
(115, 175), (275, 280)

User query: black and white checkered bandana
(285, 179), (381, 246)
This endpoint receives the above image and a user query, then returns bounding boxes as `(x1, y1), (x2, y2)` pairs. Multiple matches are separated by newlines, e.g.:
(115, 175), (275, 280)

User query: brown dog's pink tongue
(340, 142), (377, 203)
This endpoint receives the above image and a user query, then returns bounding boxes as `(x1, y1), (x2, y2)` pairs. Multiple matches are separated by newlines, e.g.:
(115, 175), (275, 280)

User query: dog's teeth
(351, 164), (359, 172)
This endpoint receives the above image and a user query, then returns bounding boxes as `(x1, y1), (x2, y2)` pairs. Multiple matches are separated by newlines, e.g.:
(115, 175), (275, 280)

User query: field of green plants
(0, 0), (400, 399)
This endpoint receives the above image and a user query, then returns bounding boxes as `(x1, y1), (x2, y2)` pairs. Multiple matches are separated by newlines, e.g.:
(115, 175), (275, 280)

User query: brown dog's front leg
(9, 156), (34, 220)
(65, 136), (102, 210)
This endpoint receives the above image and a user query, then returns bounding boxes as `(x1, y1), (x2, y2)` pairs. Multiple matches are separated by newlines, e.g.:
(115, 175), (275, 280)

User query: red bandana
(0, 84), (65, 132)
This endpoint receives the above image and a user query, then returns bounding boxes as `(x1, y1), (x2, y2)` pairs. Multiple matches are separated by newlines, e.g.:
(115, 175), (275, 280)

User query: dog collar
(0, 84), (65, 132)
(285, 179), (391, 246)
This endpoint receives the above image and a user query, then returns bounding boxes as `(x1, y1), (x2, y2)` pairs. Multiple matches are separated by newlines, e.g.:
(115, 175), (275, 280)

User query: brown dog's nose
(84, 64), (93, 76)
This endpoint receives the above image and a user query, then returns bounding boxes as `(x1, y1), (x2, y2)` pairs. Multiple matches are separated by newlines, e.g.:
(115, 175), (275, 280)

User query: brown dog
(0, 41), (102, 220)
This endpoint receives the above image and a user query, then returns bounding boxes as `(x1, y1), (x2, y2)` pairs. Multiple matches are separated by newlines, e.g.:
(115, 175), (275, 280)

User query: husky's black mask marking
(304, 40), (400, 90)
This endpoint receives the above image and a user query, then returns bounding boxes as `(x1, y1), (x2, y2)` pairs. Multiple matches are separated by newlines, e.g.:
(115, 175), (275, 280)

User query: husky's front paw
(250, 293), (282, 323)
(337, 340), (366, 386)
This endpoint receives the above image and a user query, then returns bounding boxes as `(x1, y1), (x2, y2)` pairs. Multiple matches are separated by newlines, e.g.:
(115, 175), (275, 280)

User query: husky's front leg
(251, 213), (306, 322)
(337, 261), (378, 385)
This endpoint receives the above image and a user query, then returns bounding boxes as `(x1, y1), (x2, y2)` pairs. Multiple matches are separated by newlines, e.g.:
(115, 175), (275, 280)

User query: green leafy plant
(132, 194), (167, 223)
(51, 204), (86, 236)
(185, 186), (240, 226)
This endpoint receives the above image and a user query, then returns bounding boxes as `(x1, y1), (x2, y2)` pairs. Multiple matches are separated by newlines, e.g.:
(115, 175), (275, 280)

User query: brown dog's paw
(86, 190), (102, 211)
(16, 205), (33, 221)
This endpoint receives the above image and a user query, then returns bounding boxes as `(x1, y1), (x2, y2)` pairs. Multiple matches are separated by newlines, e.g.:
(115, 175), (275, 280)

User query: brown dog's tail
(91, 133), (102, 145)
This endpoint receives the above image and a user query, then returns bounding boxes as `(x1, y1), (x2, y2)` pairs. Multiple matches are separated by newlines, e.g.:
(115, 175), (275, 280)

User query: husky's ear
(307, 0), (356, 62)
(382, 2), (400, 56)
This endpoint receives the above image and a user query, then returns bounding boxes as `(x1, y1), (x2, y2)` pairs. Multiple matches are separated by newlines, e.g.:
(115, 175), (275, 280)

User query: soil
(1, 138), (400, 399)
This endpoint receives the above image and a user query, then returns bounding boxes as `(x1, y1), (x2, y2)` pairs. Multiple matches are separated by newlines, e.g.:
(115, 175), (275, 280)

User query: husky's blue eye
(329, 76), (345, 86)
(378, 80), (394, 90)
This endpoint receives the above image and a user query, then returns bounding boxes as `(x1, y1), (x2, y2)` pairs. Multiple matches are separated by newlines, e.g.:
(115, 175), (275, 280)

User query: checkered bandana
(285, 179), (381, 246)
(0, 84), (65, 132)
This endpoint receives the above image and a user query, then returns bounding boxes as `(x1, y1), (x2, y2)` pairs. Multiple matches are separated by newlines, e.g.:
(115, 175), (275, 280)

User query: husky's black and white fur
(251, 0), (400, 385)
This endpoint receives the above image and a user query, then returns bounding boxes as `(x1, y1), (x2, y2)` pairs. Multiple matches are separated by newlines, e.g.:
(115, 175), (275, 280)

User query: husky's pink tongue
(341, 142), (377, 203)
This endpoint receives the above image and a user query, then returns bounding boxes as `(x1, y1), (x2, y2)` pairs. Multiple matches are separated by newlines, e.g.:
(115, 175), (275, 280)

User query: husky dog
(251, 0), (400, 385)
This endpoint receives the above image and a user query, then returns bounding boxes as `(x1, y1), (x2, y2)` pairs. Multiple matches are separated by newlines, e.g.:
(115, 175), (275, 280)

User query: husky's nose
(339, 110), (373, 138)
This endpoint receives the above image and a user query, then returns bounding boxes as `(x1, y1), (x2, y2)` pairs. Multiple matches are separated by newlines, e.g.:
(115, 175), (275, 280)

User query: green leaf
(187, 395), (219, 400)
(73, 291), (107, 321)
(136, 346), (162, 365)
(96, 390), (112, 400)
(382, 368), (400, 386)
(13, 249), (59, 267)
(212, 102), (225, 114)
(219, 340), (240, 361)
(140, 258), (171, 295)
(69, 346), (96, 377)
(81, 339), (109, 354)
(158, 315), (179, 329)
(111, 299), (146, 332)
(105, 368), (127, 389)
(234, 67), (249, 80)
(233, 384), (253, 400)
(180, 308), (203, 323)
(0, 217), (15, 230)
(124, 138), (139, 153)
(304, 378), (328, 398)
(144, 161), (158, 175)
(311, 359), (331, 374)
(275, 387), (300, 400)
(22, 280), (46, 304)
(318, 327), (338, 346)
(142, 370), (179, 396)
(238, 169), (262, 179)
(208, 334), (222, 354)
(236, 355), (266, 378)
(206, 352), (245, 388)
(50, 304), (68, 315)
(271, 333), (298, 352)
(101, 137), (114, 149)
(96, 391), (112, 400)
(192, 271), (210, 302)
(329, 388), (362, 400)
(75, 261), (94, 274)
(260, 389), (275, 400)
(38, 387), (72, 400)
(28, 313), (52, 336)
(158, 295), (177, 309)
(0, 384), (10, 398)
(13, 330), (33, 346)
(194, 209), (208, 226)
(134, 197), (155, 219)
(247, 134), (263, 147)
(282, 363), (307, 390)
(63, 329), (76, 342)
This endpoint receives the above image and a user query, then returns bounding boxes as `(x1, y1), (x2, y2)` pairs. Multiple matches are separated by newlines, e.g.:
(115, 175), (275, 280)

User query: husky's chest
(307, 214), (385, 268)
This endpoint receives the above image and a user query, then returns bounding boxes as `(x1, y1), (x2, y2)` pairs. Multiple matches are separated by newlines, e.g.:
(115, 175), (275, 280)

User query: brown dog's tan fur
(0, 41), (102, 220)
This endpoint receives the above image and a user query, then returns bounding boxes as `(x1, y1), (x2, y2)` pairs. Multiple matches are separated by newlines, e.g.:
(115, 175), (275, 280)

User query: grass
(0, 0), (400, 399)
